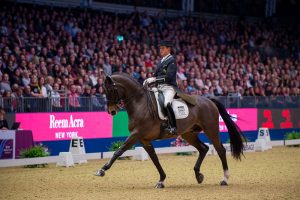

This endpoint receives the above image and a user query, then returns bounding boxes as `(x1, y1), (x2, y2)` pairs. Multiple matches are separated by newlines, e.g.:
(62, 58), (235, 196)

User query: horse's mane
(112, 72), (156, 118)
(112, 72), (142, 88)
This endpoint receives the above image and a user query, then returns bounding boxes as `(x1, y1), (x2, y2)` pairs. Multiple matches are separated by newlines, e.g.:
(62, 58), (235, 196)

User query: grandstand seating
(0, 2), (299, 112)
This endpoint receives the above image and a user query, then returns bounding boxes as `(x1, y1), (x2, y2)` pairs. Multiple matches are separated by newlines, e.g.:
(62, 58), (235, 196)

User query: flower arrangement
(20, 143), (50, 168)
(109, 140), (134, 160)
(171, 136), (192, 155)
(171, 136), (189, 147)
(285, 131), (300, 147)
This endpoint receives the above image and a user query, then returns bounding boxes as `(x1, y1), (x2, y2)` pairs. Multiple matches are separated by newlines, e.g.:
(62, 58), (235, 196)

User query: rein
(144, 86), (156, 119)
(117, 84), (156, 119)
(116, 83), (144, 108)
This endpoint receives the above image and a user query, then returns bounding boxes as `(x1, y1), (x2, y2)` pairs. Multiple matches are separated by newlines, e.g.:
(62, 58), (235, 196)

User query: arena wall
(11, 108), (300, 155)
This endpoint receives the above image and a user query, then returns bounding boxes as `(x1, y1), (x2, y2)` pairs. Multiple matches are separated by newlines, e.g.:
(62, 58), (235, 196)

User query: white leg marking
(223, 170), (230, 183)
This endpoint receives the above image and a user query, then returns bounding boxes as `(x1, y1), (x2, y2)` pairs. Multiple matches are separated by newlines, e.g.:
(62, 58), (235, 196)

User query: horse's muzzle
(111, 110), (116, 116)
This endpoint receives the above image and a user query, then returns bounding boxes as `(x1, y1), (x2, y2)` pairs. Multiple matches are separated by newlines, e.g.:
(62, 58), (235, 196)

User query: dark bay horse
(96, 73), (245, 188)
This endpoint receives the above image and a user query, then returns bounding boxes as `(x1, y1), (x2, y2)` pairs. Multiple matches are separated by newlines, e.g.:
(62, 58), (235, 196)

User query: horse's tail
(210, 98), (245, 160)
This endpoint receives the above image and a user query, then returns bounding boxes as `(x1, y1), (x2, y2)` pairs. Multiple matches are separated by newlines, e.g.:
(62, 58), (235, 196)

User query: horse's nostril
(111, 111), (116, 116)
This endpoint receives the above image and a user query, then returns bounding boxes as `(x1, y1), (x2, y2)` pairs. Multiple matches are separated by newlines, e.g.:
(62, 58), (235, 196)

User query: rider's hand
(143, 77), (156, 86)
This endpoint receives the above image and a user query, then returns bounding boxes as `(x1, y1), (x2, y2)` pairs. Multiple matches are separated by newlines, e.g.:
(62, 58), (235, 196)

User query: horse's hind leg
(182, 132), (209, 184)
(204, 129), (229, 186)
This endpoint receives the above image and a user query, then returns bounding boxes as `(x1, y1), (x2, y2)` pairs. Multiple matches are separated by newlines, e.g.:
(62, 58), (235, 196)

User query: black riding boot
(166, 103), (177, 135)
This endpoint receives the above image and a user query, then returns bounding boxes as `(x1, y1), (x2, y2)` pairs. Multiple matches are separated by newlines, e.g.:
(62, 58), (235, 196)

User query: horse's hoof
(155, 182), (165, 189)
(195, 173), (204, 184)
(220, 180), (228, 186)
(95, 169), (105, 177)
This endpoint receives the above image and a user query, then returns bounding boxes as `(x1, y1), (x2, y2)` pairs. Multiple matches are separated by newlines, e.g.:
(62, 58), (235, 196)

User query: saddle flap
(151, 87), (189, 120)
(172, 99), (189, 119)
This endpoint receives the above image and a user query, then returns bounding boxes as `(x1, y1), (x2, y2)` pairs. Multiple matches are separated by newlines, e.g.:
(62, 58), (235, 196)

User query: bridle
(104, 76), (156, 119)
(104, 80), (123, 108)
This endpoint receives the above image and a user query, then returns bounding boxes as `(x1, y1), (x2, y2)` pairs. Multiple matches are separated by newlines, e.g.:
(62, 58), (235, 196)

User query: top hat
(159, 40), (173, 47)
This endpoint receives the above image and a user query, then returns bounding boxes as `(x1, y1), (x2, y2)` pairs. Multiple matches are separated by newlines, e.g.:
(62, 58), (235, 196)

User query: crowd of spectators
(0, 3), (299, 112)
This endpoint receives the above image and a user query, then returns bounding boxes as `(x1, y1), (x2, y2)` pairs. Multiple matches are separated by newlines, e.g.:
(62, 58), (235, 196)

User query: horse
(96, 73), (245, 188)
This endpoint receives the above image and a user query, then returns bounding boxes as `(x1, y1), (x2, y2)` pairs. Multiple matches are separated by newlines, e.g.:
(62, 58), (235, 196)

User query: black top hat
(159, 40), (173, 47)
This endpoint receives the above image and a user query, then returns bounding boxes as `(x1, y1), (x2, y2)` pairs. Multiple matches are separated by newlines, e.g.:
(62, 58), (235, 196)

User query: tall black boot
(166, 103), (177, 135)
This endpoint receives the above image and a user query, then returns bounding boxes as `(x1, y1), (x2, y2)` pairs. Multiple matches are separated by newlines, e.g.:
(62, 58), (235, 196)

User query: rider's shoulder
(167, 55), (176, 63)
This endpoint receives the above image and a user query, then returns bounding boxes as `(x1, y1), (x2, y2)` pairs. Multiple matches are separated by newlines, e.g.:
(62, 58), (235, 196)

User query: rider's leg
(166, 102), (177, 134)
(159, 85), (176, 134)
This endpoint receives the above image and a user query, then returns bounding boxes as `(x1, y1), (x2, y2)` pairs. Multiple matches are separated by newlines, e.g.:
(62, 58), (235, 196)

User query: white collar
(161, 54), (171, 63)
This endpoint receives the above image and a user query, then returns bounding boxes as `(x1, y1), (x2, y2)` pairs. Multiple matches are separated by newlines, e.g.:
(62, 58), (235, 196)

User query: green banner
(112, 111), (130, 137)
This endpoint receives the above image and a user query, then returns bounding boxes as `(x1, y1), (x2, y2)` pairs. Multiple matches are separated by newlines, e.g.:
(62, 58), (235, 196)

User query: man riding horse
(143, 40), (178, 135)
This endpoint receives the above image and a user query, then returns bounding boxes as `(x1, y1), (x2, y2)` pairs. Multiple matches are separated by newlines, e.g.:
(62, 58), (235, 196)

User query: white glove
(143, 77), (156, 86)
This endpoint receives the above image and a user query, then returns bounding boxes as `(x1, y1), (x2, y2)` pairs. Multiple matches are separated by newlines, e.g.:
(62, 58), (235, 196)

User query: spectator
(11, 86), (23, 112)
(187, 79), (197, 94)
(202, 87), (210, 98)
(68, 84), (81, 111)
(103, 57), (112, 76)
(29, 75), (42, 98)
(3, 60), (16, 80)
(194, 74), (204, 90)
(39, 77), (48, 98)
(0, 58), (5, 76)
(90, 87), (102, 111)
(0, 73), (11, 94)
(50, 83), (62, 111)
(0, 108), (9, 130)
(22, 86), (34, 112)
(10, 68), (22, 86)
(138, 71), (147, 85)
(21, 70), (31, 87)
(2, 90), (14, 111)
(96, 86), (107, 111)
(45, 76), (54, 95)
(82, 85), (92, 110)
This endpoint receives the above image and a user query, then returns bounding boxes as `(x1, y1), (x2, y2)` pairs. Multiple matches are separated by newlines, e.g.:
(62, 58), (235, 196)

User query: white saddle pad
(151, 87), (189, 120)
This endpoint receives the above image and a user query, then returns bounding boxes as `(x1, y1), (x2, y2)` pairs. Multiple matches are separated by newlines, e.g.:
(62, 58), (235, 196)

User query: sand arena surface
(0, 146), (299, 200)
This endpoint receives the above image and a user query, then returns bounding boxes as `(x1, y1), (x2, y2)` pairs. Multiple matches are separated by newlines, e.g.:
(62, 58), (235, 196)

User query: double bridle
(104, 81), (120, 103)
(104, 76), (156, 119)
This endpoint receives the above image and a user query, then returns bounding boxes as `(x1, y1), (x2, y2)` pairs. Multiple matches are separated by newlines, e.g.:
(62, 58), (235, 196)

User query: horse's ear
(105, 76), (113, 84)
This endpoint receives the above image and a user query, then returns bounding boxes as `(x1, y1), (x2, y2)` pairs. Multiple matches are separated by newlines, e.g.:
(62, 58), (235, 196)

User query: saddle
(151, 87), (196, 121)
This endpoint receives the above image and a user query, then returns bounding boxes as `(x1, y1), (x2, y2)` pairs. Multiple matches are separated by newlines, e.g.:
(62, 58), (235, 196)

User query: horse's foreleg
(142, 142), (166, 188)
(95, 134), (138, 177)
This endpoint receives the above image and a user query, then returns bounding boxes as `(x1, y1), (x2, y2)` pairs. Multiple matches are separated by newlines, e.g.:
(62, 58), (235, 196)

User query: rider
(143, 40), (178, 134)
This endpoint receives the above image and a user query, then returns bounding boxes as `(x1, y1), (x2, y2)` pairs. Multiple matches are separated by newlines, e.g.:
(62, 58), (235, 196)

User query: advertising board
(16, 112), (113, 141)
(218, 109), (257, 132)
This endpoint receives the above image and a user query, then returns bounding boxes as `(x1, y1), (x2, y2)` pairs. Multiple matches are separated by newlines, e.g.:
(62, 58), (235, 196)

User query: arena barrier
(1, 139), (300, 168)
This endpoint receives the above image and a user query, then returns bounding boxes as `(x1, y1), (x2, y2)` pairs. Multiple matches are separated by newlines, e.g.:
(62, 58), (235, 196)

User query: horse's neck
(115, 75), (157, 119)
(124, 88), (156, 120)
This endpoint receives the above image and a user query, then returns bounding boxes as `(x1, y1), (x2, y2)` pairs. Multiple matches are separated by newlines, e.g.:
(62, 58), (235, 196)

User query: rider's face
(159, 46), (171, 57)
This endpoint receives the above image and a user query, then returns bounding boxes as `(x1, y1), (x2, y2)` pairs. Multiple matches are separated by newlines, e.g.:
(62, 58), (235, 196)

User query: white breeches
(157, 84), (176, 107)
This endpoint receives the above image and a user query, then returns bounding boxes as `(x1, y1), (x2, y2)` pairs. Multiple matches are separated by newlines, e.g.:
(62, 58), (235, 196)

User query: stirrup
(166, 127), (177, 135)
